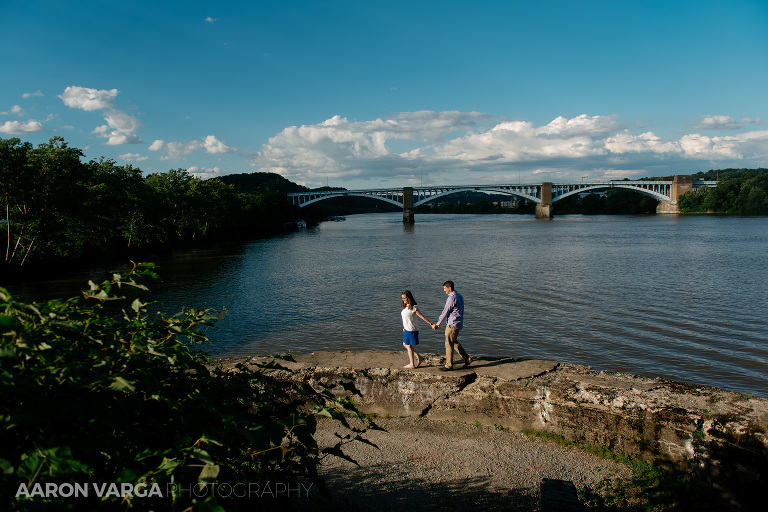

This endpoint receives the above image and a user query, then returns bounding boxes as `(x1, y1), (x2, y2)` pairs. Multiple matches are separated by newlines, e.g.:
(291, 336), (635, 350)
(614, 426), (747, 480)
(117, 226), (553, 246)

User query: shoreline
(218, 349), (768, 509)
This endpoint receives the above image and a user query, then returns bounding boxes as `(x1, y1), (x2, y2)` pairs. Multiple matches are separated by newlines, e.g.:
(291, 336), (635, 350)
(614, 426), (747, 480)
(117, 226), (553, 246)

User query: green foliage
(691, 168), (768, 181)
(0, 263), (377, 511)
(678, 172), (768, 214)
(215, 173), (308, 194)
(1, 137), (304, 272)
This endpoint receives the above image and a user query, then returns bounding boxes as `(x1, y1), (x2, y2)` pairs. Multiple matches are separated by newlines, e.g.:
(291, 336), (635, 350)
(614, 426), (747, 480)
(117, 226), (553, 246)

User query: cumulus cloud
(59, 86), (118, 111)
(11, 105), (24, 116)
(105, 133), (144, 145)
(119, 153), (149, 162)
(149, 135), (237, 160)
(104, 110), (143, 133)
(696, 115), (741, 130)
(22, 90), (44, 98)
(204, 16), (220, 23)
(59, 86), (145, 145)
(695, 115), (765, 131)
(0, 120), (44, 134)
(202, 135), (236, 154)
(253, 111), (768, 187)
(188, 166), (227, 179)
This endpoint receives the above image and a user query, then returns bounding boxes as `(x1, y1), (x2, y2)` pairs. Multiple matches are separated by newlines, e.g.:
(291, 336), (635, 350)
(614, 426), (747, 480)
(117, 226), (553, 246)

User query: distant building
(494, 199), (518, 208)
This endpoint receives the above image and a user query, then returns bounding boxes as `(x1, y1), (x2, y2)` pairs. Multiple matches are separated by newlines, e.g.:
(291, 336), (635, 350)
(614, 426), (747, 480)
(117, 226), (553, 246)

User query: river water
(9, 213), (768, 397)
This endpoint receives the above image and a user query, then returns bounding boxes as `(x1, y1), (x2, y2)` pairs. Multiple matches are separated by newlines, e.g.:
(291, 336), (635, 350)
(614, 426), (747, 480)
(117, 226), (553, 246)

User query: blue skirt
(402, 330), (419, 345)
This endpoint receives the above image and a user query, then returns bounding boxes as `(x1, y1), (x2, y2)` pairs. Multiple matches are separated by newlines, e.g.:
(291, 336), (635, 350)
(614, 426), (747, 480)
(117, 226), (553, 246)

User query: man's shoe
(438, 366), (453, 372)
(463, 357), (473, 369)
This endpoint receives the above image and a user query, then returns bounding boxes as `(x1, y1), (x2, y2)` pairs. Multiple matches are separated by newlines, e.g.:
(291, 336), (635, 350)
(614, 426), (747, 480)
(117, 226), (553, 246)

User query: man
(432, 280), (472, 371)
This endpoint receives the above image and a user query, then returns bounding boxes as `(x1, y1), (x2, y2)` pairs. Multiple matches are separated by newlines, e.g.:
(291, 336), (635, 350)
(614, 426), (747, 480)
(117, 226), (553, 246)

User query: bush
(0, 263), (376, 511)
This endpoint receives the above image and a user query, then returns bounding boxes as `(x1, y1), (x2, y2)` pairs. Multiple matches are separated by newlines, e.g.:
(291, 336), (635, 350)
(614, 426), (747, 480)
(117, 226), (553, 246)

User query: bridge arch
(291, 191), (404, 208)
(553, 183), (670, 203)
(413, 187), (541, 207)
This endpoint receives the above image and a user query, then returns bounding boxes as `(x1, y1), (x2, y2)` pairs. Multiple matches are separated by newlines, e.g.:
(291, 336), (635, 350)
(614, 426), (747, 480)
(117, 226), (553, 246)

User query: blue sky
(2, 0), (767, 189)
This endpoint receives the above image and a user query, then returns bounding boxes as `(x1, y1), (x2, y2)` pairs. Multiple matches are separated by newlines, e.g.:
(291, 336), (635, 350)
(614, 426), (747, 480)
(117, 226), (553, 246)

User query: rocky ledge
(218, 350), (767, 508)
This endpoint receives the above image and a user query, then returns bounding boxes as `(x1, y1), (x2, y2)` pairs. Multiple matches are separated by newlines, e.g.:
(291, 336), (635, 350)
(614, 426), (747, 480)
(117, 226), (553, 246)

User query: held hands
(431, 323), (439, 331)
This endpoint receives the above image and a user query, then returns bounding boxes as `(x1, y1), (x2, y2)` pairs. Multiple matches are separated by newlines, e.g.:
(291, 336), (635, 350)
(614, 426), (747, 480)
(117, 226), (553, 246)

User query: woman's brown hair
(401, 290), (417, 309)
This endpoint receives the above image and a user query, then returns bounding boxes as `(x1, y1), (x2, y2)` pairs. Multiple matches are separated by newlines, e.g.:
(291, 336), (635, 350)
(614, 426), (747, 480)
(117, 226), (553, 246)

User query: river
(8, 213), (768, 397)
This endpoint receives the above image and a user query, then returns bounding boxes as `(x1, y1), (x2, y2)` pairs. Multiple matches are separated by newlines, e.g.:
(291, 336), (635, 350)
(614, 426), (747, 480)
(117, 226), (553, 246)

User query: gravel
(300, 416), (633, 511)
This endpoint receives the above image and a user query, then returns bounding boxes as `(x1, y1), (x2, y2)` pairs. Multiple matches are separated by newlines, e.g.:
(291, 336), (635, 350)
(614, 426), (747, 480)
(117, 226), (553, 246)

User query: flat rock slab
(292, 350), (558, 381)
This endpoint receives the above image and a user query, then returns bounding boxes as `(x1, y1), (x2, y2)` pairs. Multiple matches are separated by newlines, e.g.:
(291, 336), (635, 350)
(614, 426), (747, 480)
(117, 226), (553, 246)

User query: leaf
(198, 463), (220, 483)
(108, 376), (136, 392)
(0, 315), (20, 332)
(186, 447), (215, 465)
(0, 458), (14, 475)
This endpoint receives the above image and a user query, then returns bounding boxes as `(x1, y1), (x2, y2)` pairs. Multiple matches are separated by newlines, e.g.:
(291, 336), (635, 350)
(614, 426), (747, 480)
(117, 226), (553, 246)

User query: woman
(400, 290), (434, 369)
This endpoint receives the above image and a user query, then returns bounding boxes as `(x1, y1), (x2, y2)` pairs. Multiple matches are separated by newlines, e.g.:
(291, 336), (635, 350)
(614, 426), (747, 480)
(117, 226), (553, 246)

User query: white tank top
(401, 305), (420, 331)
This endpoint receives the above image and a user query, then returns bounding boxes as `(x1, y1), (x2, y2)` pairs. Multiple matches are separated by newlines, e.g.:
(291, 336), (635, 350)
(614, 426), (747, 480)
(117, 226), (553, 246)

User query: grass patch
(521, 429), (727, 511)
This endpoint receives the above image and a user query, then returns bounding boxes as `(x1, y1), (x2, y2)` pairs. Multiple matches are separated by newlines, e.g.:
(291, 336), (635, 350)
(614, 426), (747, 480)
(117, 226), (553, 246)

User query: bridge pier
(535, 182), (553, 218)
(656, 175), (693, 214)
(403, 187), (414, 223)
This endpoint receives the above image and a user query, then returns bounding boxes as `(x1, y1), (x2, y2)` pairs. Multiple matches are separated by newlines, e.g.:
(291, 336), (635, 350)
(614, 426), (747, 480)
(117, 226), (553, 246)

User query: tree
(84, 158), (150, 252)
(732, 175), (768, 215)
(580, 193), (605, 215)
(1, 137), (88, 266)
(143, 169), (196, 242)
(0, 138), (33, 265)
(0, 263), (378, 511)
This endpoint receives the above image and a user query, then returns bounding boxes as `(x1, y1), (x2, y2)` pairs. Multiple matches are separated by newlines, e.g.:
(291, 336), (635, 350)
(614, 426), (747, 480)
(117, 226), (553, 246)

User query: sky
(2, 0), (768, 189)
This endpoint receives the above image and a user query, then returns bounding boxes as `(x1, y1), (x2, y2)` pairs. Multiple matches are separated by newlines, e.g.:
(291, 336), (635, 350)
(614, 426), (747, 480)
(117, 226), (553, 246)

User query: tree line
(1, 137), (309, 275)
(678, 169), (768, 214)
(4, 136), (766, 275)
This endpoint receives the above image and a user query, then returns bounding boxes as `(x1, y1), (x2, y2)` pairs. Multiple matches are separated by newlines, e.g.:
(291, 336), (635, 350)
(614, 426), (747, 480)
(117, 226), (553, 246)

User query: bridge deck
(287, 180), (717, 208)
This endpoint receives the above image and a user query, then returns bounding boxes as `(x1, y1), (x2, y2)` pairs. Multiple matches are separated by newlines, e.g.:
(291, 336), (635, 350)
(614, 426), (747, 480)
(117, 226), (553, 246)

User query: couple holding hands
(400, 280), (473, 371)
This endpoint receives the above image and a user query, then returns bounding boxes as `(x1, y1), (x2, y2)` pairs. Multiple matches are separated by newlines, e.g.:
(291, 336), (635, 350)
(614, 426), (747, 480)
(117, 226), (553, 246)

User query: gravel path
(301, 416), (632, 511)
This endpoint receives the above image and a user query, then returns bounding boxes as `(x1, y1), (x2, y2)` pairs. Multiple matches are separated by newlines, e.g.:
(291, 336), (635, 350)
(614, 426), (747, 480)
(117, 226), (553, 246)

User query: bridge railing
(286, 179), (720, 207)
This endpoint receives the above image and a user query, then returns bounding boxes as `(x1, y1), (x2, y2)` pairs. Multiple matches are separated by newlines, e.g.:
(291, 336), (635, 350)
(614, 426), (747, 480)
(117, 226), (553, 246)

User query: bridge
(287, 175), (717, 221)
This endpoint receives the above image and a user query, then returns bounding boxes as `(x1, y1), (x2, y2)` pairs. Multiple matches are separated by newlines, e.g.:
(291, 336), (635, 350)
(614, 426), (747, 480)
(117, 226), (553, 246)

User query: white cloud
(58, 86), (144, 145)
(678, 133), (741, 158)
(0, 120), (44, 134)
(697, 115), (740, 130)
(536, 114), (619, 136)
(91, 111), (143, 145)
(104, 110), (142, 133)
(204, 16), (220, 23)
(188, 166), (226, 179)
(604, 131), (679, 154)
(59, 86), (118, 111)
(202, 135), (236, 154)
(149, 139), (201, 160)
(11, 105), (24, 116)
(22, 90), (44, 98)
(253, 111), (768, 187)
(119, 153), (149, 162)
(149, 135), (236, 160)
(105, 132), (144, 145)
